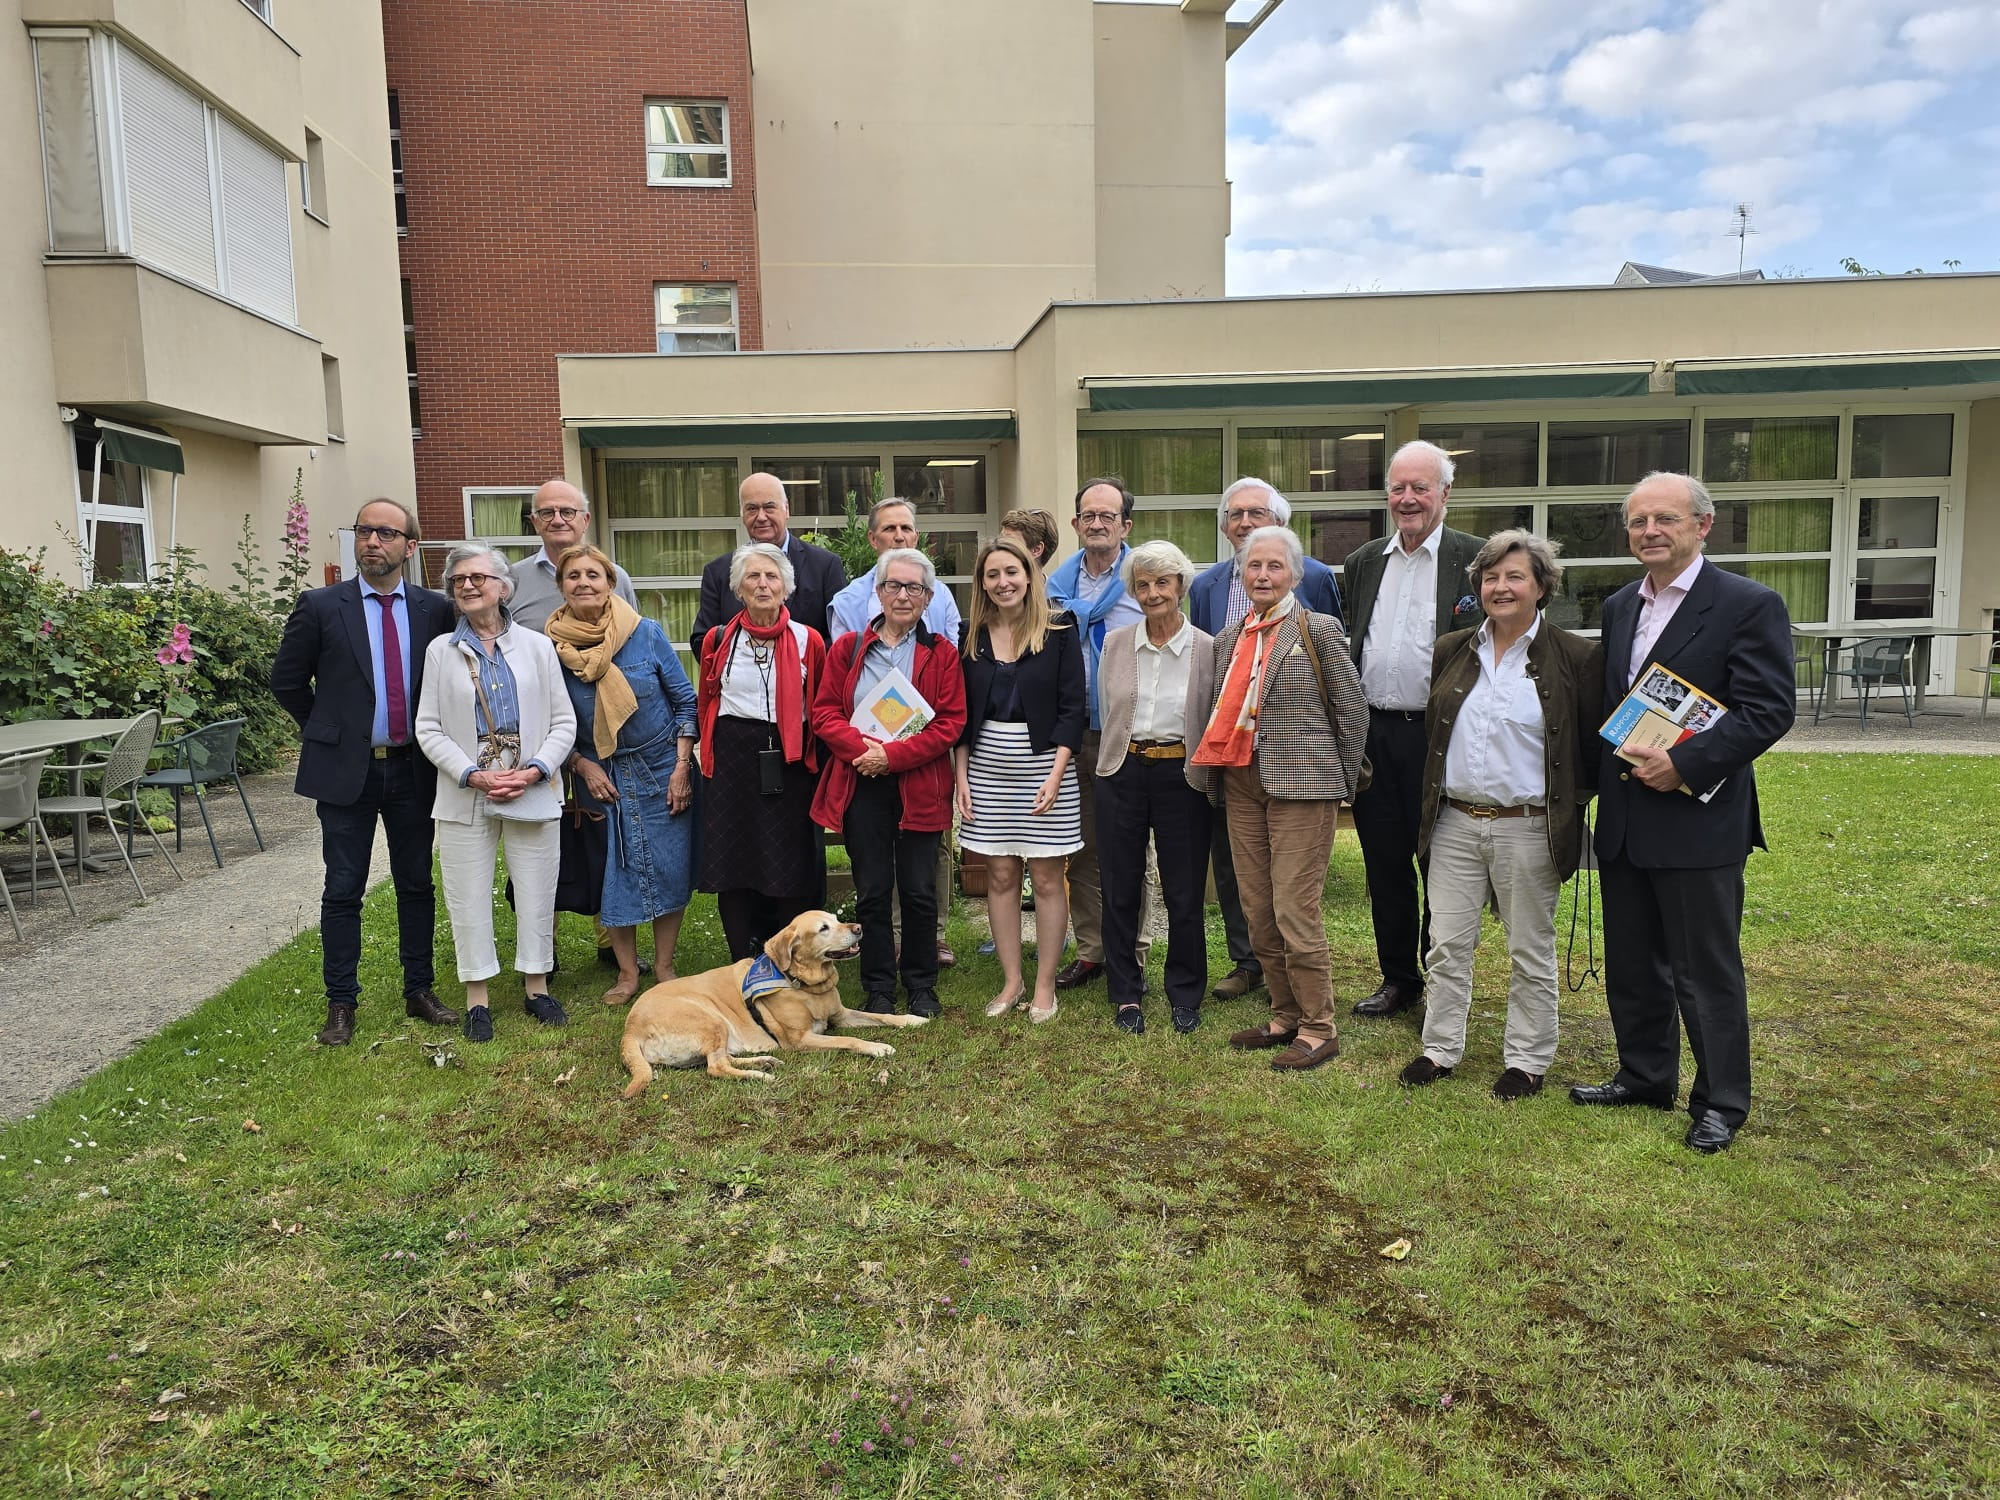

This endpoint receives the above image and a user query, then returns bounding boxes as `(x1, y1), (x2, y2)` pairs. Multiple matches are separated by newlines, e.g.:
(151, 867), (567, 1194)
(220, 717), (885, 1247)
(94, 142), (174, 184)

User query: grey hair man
(507, 479), (637, 633)
(690, 472), (848, 651)
(827, 498), (963, 645)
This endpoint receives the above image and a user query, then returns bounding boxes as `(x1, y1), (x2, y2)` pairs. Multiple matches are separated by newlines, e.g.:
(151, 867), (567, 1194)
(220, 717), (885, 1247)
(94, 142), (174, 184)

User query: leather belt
(372, 743), (415, 760)
(1128, 739), (1186, 760)
(1371, 707), (1425, 721)
(1446, 797), (1543, 820)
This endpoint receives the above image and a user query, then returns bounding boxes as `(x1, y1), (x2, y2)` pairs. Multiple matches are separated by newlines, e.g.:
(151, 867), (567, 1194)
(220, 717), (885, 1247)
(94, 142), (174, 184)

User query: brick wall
(384, 0), (759, 545)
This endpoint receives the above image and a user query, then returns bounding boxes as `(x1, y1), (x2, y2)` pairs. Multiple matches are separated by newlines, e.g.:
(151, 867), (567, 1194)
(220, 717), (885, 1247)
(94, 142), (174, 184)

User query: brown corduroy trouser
(1222, 764), (1340, 1043)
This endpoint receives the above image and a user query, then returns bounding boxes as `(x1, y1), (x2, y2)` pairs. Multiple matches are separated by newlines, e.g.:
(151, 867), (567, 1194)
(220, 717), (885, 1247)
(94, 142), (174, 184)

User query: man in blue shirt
(827, 498), (962, 645)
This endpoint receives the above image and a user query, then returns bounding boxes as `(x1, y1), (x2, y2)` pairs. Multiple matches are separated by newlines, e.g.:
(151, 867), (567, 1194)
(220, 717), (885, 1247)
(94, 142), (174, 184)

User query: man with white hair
(507, 479), (636, 633)
(1188, 477), (1344, 1001)
(1341, 440), (1486, 1021)
(690, 471), (847, 650)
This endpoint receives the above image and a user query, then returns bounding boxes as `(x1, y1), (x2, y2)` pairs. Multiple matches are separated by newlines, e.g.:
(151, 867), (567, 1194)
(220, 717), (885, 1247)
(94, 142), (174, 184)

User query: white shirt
(1444, 615), (1547, 807)
(1628, 555), (1705, 687)
(1360, 525), (1442, 711)
(717, 620), (811, 722)
(1130, 619), (1197, 743)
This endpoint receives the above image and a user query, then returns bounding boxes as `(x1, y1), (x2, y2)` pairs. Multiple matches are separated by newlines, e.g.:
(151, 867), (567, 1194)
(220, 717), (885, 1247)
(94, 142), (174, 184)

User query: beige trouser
(1420, 805), (1561, 1074)
(437, 807), (559, 982)
(1222, 765), (1339, 1043)
(1069, 729), (1156, 963)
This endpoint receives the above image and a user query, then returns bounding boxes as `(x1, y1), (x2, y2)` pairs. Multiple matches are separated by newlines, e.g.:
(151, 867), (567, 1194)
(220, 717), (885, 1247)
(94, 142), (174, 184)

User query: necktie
(373, 593), (408, 744)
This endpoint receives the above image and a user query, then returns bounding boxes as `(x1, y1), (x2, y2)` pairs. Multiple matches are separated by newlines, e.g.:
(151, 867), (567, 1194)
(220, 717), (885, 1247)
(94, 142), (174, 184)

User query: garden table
(0, 716), (143, 877)
(1792, 626), (1996, 715)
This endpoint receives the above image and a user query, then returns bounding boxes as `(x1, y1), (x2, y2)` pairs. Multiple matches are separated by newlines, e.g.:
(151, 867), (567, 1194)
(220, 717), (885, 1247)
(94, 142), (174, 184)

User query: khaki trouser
(1222, 765), (1339, 1042)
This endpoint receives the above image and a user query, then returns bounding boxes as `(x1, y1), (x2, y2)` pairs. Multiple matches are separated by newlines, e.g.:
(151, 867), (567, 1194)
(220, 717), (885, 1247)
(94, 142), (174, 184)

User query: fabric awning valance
(1082, 362), (1655, 413)
(1673, 350), (2000, 397)
(90, 416), (186, 474)
(575, 412), (1018, 448)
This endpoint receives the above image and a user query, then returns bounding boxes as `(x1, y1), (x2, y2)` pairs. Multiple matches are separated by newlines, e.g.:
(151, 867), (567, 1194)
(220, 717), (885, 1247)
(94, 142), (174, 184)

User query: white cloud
(1901, 8), (2000, 74)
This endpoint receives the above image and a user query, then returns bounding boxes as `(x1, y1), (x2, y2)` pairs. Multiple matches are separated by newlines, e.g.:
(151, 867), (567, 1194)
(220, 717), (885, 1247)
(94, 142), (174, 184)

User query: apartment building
(7, 0), (412, 582)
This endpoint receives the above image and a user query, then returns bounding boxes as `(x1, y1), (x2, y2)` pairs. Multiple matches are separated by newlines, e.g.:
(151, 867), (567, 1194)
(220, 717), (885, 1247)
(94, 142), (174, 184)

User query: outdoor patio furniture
(1790, 632), (1823, 720)
(0, 749), (77, 939)
(37, 710), (185, 899)
(137, 717), (264, 868)
(1815, 636), (1915, 729)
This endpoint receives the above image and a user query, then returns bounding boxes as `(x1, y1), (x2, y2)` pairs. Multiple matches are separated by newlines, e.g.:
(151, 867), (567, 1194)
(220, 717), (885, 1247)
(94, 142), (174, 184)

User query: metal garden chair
(37, 710), (185, 899)
(0, 749), (78, 939)
(138, 717), (265, 868)
(1814, 636), (1915, 729)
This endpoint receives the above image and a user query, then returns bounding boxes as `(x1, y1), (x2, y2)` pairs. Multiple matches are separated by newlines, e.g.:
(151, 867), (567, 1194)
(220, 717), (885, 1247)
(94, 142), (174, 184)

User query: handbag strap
(463, 646), (502, 736)
(1294, 610), (1356, 771)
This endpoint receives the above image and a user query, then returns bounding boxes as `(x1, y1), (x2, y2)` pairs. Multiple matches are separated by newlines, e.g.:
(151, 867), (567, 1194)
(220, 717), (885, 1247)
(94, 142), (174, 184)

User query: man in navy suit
(1573, 472), (1795, 1153)
(271, 499), (457, 1047)
(689, 471), (847, 650)
(1187, 477), (1342, 1002)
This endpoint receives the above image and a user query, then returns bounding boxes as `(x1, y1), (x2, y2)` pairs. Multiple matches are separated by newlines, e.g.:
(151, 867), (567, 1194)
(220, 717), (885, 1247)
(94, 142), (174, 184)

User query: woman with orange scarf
(695, 542), (828, 961)
(547, 544), (698, 1003)
(1191, 526), (1369, 1072)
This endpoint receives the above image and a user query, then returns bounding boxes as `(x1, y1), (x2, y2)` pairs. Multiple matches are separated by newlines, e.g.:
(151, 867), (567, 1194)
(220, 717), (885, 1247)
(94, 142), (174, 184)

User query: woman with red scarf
(696, 542), (827, 960)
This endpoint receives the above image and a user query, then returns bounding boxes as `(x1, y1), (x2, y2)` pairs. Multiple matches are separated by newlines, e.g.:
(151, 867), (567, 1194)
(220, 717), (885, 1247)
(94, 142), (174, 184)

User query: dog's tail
(618, 1037), (654, 1100)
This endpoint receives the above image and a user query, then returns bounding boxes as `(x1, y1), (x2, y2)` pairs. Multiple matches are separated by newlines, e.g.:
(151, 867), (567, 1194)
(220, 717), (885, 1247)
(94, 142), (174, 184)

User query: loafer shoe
(1685, 1110), (1738, 1154)
(1492, 1068), (1544, 1100)
(1054, 958), (1104, 990)
(463, 1006), (494, 1043)
(1210, 967), (1264, 1002)
(1270, 1036), (1340, 1071)
(404, 988), (458, 1026)
(1399, 1055), (1452, 1087)
(524, 992), (568, 1027)
(1352, 982), (1422, 1018)
(316, 1002), (356, 1047)
(906, 990), (941, 1020)
(1568, 1080), (1673, 1109)
(1171, 1009), (1201, 1035)
(1114, 1004), (1145, 1035)
(1229, 1025), (1298, 1051)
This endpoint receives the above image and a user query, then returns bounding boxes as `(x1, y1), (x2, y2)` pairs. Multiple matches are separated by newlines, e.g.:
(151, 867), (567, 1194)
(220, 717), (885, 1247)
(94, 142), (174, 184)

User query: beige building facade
(6, 0), (412, 585)
(557, 272), (2000, 695)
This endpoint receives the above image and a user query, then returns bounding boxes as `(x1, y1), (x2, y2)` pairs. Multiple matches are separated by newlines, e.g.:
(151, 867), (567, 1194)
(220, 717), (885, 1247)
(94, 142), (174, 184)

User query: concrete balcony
(46, 259), (324, 444)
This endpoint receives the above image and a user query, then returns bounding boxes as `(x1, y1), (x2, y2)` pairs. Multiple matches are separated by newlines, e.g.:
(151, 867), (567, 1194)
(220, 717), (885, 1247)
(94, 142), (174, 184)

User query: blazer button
(1620, 771), (1630, 781)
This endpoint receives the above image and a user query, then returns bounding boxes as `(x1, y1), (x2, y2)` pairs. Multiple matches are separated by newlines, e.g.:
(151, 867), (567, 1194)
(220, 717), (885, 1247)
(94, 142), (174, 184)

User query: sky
(1220, 0), (2000, 295)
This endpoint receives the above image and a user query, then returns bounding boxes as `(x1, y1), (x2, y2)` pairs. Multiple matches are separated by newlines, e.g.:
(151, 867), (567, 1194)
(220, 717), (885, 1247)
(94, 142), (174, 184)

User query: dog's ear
(764, 923), (798, 975)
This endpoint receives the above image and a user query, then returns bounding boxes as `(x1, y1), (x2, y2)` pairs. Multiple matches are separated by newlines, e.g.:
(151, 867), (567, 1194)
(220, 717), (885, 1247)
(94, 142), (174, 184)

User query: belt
(1371, 707), (1425, 721)
(1128, 739), (1186, 760)
(372, 743), (416, 760)
(1446, 797), (1544, 820)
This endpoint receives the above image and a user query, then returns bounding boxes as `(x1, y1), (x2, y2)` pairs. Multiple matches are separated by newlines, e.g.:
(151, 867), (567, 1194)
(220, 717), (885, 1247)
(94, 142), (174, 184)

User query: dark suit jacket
(1188, 555), (1342, 634)
(690, 533), (846, 652)
(958, 612), (1087, 755)
(271, 577), (453, 807)
(1339, 526), (1486, 669)
(1594, 559), (1796, 869)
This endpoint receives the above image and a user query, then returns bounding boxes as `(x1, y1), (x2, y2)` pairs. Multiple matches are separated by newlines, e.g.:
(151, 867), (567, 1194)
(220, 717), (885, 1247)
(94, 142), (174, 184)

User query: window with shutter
(216, 113), (296, 323)
(116, 47), (217, 288)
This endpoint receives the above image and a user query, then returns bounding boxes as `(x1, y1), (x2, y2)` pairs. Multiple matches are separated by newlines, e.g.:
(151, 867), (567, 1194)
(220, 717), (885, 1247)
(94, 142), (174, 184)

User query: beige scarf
(547, 594), (643, 759)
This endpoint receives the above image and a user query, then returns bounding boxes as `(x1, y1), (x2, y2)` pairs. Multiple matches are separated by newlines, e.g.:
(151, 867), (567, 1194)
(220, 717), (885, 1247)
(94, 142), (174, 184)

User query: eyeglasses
(1225, 506), (1274, 524)
(1077, 510), (1125, 526)
(532, 507), (583, 523)
(1626, 513), (1690, 531)
(878, 579), (931, 596)
(353, 524), (407, 541)
(448, 573), (500, 590)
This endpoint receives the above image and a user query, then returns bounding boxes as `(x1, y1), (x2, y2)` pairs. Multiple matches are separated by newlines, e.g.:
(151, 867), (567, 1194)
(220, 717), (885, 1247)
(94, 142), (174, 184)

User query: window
(645, 101), (729, 185)
(322, 355), (343, 441)
(892, 456), (986, 516)
(239, 0), (273, 22)
(73, 424), (152, 585)
(655, 283), (736, 352)
(751, 457), (879, 520)
(388, 91), (406, 233)
(1077, 429), (1222, 497)
(604, 459), (739, 667)
(32, 31), (297, 324)
(1547, 419), (1690, 486)
(301, 129), (327, 222)
(1237, 426), (1384, 493)
(1417, 421), (1539, 489)
(402, 280), (420, 436)
(1702, 415), (1836, 483)
(464, 488), (540, 565)
(1851, 414), (1952, 479)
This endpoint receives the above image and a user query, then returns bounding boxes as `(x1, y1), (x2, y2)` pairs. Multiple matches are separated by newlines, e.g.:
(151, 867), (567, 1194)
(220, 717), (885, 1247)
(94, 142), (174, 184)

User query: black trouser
(315, 752), (435, 1006)
(1097, 752), (1212, 1015)
(1599, 852), (1753, 1127)
(1208, 801), (1260, 978)
(717, 889), (819, 963)
(845, 773), (940, 1001)
(1349, 709), (1430, 992)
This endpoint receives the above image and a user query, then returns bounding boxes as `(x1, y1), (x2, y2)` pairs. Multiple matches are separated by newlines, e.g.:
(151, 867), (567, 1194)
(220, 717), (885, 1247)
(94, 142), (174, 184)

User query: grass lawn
(1, 754), (1995, 1498)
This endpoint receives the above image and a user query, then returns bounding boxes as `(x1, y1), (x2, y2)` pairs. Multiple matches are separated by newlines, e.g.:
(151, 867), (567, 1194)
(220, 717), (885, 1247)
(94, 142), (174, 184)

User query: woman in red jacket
(811, 548), (968, 1018)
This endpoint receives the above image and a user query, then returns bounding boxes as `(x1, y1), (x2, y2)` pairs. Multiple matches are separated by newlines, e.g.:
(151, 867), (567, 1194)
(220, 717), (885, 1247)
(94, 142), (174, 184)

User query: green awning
(577, 414), (1017, 448)
(95, 417), (184, 474)
(1674, 354), (2000, 397)
(1085, 366), (1653, 413)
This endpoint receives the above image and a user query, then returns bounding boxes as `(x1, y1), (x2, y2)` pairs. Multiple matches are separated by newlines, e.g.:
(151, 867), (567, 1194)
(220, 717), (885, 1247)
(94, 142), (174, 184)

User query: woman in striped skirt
(954, 536), (1086, 1023)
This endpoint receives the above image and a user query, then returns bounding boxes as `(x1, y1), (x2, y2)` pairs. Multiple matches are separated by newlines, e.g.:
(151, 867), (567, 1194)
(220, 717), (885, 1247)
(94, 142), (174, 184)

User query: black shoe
(1171, 1009), (1201, 1035)
(1492, 1067), (1545, 1100)
(1055, 958), (1103, 989)
(1399, 1055), (1451, 1087)
(404, 987), (458, 1026)
(316, 1002), (356, 1047)
(1569, 1080), (1673, 1109)
(1352, 981), (1422, 1018)
(524, 992), (568, 1027)
(1685, 1110), (1738, 1153)
(463, 1006), (494, 1043)
(863, 992), (897, 1015)
(1113, 1004), (1145, 1035)
(906, 990), (941, 1019)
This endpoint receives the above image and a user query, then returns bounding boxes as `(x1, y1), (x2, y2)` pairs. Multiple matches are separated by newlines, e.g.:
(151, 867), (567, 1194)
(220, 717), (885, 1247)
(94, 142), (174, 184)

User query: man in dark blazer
(1340, 440), (1486, 1020)
(270, 499), (456, 1047)
(689, 470), (847, 650)
(1188, 477), (1342, 1003)
(1574, 472), (1795, 1153)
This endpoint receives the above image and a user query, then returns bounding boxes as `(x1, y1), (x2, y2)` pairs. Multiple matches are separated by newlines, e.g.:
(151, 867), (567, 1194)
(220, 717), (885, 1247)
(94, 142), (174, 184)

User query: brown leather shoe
(1054, 958), (1104, 989)
(317, 1003), (356, 1046)
(404, 987), (459, 1026)
(1270, 1036), (1340, 1071)
(1210, 966), (1263, 1001)
(936, 942), (957, 970)
(1228, 1024), (1297, 1050)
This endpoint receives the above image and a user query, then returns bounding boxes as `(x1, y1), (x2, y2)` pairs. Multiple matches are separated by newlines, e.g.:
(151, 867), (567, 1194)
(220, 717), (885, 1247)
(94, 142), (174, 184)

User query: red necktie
(373, 593), (408, 744)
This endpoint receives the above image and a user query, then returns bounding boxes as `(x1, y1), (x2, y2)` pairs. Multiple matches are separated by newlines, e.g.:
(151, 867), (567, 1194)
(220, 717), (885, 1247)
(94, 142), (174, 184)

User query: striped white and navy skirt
(960, 720), (1083, 859)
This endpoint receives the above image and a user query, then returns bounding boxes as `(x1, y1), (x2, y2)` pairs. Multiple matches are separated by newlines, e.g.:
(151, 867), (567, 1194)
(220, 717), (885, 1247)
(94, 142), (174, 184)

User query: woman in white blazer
(415, 543), (577, 1043)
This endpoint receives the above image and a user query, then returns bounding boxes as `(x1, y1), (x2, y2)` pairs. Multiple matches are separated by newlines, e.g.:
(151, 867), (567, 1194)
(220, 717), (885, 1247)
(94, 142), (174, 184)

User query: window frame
(654, 282), (738, 354)
(644, 99), (730, 188)
(461, 487), (541, 569)
(300, 127), (327, 224)
(71, 428), (155, 588)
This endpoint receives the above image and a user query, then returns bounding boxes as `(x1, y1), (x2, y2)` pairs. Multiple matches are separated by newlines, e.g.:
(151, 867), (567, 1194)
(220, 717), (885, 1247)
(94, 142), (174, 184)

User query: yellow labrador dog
(618, 910), (928, 1095)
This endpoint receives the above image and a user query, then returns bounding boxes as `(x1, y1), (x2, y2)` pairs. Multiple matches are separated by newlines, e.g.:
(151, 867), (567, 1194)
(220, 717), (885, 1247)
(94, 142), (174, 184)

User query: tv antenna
(1729, 202), (1756, 275)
